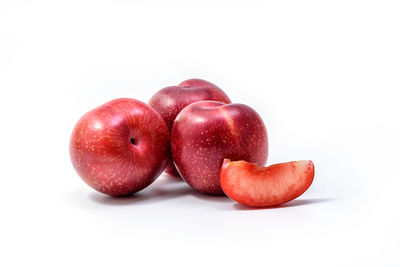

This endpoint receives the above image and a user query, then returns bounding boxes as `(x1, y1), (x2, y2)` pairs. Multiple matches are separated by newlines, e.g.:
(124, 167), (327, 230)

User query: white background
(1, 1), (399, 266)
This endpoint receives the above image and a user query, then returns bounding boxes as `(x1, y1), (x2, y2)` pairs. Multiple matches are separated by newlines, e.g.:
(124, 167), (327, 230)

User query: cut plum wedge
(220, 159), (315, 207)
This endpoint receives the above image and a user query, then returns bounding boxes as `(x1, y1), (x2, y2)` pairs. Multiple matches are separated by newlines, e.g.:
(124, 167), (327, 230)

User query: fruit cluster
(70, 79), (314, 207)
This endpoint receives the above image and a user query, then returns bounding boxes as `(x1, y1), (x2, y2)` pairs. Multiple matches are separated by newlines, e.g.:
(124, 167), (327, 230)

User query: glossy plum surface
(70, 98), (170, 196)
(149, 79), (231, 177)
(171, 101), (268, 195)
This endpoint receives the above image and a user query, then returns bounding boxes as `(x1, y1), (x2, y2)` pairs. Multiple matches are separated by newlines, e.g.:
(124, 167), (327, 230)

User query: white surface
(1, 1), (399, 266)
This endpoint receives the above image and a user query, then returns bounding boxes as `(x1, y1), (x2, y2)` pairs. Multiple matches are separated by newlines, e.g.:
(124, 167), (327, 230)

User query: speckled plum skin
(149, 79), (231, 177)
(70, 98), (170, 196)
(171, 101), (268, 195)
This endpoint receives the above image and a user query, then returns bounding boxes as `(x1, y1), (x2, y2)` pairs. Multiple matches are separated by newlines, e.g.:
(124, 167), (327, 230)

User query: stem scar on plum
(130, 138), (136, 145)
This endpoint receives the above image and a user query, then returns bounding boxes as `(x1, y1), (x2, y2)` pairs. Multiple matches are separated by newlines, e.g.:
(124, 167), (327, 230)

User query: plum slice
(220, 159), (315, 207)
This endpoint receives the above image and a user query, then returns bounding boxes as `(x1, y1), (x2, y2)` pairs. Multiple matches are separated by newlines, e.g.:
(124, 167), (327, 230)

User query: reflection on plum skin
(233, 198), (334, 210)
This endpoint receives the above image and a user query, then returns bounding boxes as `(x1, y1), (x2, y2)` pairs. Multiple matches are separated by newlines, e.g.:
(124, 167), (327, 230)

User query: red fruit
(149, 79), (231, 177)
(220, 159), (314, 207)
(171, 101), (268, 195)
(70, 98), (170, 196)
